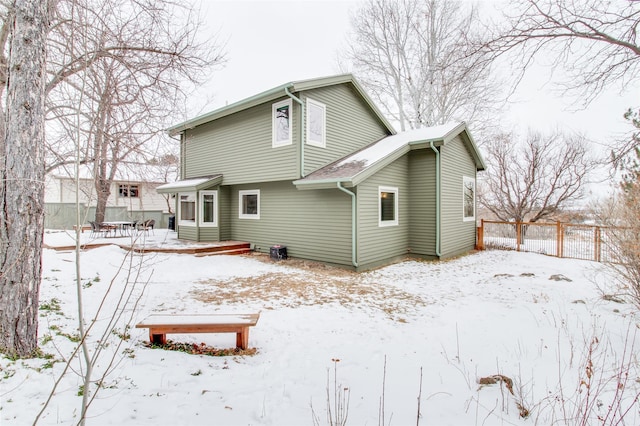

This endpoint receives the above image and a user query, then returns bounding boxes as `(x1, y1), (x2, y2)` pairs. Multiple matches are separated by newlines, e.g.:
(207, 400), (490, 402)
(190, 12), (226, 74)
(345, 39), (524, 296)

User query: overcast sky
(194, 0), (638, 154)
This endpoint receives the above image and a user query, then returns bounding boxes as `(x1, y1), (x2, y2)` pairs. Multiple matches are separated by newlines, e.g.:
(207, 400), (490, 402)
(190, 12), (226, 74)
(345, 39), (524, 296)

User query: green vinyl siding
(218, 186), (232, 241)
(176, 222), (219, 242)
(183, 97), (299, 184)
(357, 155), (410, 267)
(440, 135), (477, 257)
(178, 225), (197, 240)
(199, 226), (219, 241)
(303, 84), (390, 175)
(408, 150), (437, 256)
(229, 181), (353, 266)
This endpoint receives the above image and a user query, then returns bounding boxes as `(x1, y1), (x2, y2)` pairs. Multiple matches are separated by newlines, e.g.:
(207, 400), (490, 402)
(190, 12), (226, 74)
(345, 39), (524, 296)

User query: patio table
(102, 221), (137, 237)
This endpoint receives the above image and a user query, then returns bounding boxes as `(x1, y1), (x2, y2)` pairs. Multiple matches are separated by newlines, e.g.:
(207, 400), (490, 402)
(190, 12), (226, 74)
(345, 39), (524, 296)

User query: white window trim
(272, 99), (292, 148)
(462, 176), (476, 222)
(378, 186), (399, 227)
(178, 192), (196, 227)
(239, 189), (260, 220)
(199, 190), (218, 227)
(306, 97), (326, 148)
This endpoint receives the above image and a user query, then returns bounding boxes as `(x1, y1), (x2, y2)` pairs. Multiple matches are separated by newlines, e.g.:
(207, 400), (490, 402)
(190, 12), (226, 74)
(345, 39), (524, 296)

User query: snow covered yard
(1, 230), (639, 425)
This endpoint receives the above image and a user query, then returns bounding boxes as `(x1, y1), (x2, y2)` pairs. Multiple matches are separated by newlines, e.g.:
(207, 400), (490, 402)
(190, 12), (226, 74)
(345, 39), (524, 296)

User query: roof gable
(294, 122), (485, 189)
(166, 74), (396, 136)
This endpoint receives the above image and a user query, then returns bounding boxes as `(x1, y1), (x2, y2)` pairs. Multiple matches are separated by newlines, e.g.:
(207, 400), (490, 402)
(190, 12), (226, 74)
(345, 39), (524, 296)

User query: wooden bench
(135, 313), (260, 349)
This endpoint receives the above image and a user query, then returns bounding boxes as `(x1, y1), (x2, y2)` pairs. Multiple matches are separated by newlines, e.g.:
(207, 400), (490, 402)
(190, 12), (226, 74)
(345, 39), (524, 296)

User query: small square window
(239, 189), (260, 219)
(463, 176), (475, 221)
(118, 184), (139, 198)
(272, 99), (292, 147)
(306, 98), (326, 148)
(379, 186), (399, 227)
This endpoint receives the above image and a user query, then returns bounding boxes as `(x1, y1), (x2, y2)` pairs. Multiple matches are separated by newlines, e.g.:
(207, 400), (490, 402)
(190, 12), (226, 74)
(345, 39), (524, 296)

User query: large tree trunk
(0, 0), (48, 358)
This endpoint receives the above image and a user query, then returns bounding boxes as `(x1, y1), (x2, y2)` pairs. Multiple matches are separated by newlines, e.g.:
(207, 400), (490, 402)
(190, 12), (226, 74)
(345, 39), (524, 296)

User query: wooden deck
(122, 241), (252, 256)
(45, 240), (252, 256)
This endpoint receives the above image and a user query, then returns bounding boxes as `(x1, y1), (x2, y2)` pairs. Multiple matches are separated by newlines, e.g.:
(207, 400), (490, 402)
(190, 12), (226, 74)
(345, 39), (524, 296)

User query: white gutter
(337, 182), (358, 268)
(430, 142), (442, 257)
(284, 87), (305, 178)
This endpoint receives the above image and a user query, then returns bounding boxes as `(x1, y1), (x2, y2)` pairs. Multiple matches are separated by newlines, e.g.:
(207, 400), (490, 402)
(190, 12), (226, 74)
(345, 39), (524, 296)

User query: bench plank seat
(136, 313), (260, 349)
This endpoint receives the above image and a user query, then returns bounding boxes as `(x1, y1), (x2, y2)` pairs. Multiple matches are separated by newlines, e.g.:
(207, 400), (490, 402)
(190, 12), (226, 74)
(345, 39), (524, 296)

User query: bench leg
(149, 331), (166, 345)
(236, 327), (249, 350)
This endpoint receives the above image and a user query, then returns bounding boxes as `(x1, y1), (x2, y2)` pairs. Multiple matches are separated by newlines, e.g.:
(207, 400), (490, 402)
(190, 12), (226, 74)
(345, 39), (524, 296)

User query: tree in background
(597, 110), (640, 307)
(478, 130), (595, 223)
(0, 0), (49, 357)
(45, 0), (224, 223)
(477, 0), (640, 164)
(341, 0), (499, 133)
(0, 0), (224, 357)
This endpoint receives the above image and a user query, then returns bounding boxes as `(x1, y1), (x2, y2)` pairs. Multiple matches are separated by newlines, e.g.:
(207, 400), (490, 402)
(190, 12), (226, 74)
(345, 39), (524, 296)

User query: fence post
(595, 226), (601, 262)
(476, 219), (484, 250)
(516, 221), (521, 251)
(556, 221), (563, 258)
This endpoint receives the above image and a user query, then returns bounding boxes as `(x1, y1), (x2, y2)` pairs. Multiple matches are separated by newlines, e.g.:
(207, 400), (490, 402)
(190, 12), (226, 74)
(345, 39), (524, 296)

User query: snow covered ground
(1, 230), (639, 425)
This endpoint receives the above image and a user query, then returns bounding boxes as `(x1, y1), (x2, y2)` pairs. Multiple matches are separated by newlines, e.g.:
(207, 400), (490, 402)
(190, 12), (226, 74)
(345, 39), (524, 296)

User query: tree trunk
(0, 0), (48, 358)
(94, 179), (110, 223)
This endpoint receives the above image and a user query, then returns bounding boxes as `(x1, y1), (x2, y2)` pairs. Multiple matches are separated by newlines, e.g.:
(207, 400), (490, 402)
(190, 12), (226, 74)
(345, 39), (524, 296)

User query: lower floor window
(239, 189), (260, 219)
(179, 192), (196, 225)
(199, 190), (218, 227)
(379, 186), (399, 227)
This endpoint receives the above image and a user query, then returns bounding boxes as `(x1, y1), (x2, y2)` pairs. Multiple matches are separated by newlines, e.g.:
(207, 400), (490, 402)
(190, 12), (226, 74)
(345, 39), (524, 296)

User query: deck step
(194, 248), (253, 257)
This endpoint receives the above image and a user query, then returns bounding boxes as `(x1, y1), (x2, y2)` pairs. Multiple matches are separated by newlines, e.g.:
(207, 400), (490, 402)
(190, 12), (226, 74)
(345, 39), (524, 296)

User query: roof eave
(166, 74), (396, 137)
(156, 175), (223, 193)
(293, 178), (355, 190)
(410, 122), (486, 171)
(166, 83), (295, 136)
(441, 124), (486, 171)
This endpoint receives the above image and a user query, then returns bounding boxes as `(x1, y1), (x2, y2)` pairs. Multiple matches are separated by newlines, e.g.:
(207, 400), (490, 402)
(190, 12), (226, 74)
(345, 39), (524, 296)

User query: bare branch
(478, 130), (596, 222)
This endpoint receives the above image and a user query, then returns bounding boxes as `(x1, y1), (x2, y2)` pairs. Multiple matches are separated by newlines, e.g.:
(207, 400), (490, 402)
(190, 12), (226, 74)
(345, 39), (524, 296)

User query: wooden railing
(476, 220), (617, 263)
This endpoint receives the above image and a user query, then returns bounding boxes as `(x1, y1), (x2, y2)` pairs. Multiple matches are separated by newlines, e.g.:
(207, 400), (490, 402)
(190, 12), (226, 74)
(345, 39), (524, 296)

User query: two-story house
(157, 74), (485, 271)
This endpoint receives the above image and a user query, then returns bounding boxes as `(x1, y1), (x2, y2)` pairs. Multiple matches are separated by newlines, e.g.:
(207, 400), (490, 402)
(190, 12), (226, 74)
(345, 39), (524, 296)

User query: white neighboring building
(45, 163), (176, 214)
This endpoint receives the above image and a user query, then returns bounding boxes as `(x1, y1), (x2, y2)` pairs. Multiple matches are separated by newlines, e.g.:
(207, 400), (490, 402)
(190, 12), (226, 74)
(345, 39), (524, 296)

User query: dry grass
(190, 254), (429, 321)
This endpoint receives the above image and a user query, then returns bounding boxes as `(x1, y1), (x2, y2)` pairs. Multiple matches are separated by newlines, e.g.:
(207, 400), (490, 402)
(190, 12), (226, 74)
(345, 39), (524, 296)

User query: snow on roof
(299, 122), (463, 182)
(156, 175), (222, 191)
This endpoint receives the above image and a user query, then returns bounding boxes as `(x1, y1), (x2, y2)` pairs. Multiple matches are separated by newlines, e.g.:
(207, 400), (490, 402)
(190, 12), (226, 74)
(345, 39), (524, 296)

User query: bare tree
(476, 0), (640, 161)
(0, 0), (49, 357)
(341, 0), (500, 133)
(478, 130), (595, 223)
(604, 111), (640, 307)
(45, 0), (224, 223)
(0, 0), (223, 357)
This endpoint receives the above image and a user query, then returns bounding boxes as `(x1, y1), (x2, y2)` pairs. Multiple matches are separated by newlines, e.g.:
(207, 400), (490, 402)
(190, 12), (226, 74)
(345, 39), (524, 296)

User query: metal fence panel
(479, 220), (617, 263)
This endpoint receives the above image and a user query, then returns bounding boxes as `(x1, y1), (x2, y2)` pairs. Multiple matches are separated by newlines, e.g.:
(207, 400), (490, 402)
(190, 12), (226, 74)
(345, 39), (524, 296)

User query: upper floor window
(306, 98), (326, 148)
(239, 189), (260, 219)
(118, 184), (139, 198)
(379, 186), (399, 227)
(199, 190), (218, 227)
(272, 99), (292, 147)
(463, 176), (475, 221)
(179, 192), (196, 226)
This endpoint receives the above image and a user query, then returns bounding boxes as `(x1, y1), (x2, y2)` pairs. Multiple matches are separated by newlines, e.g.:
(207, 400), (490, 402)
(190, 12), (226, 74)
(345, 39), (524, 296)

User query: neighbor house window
(179, 192), (196, 226)
(199, 190), (218, 227)
(272, 99), (292, 147)
(118, 184), (139, 198)
(463, 176), (475, 221)
(239, 189), (260, 219)
(379, 186), (399, 227)
(306, 98), (326, 148)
